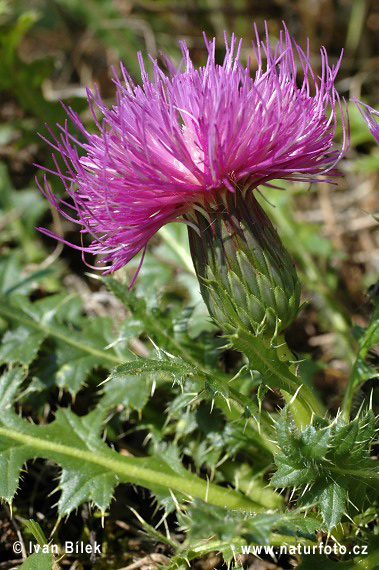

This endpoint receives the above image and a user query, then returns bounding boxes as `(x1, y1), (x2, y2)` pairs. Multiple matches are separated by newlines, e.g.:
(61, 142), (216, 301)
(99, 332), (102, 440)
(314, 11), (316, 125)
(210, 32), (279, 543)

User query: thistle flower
(353, 99), (379, 144)
(187, 189), (301, 335)
(37, 24), (348, 279)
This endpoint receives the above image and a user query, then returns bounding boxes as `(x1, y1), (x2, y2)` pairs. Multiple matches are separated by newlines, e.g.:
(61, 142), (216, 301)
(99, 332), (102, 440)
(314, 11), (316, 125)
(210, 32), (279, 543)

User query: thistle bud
(187, 190), (301, 336)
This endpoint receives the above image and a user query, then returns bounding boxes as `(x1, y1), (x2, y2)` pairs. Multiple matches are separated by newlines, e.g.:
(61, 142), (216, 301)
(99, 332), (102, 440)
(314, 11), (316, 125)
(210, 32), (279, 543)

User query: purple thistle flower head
(353, 99), (379, 144)
(37, 23), (348, 278)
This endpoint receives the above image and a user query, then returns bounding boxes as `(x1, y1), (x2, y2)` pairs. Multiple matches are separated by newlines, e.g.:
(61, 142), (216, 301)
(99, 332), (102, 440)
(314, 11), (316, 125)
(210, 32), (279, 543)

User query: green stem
(220, 461), (284, 510)
(275, 335), (321, 430)
(231, 328), (325, 429)
(341, 304), (379, 421)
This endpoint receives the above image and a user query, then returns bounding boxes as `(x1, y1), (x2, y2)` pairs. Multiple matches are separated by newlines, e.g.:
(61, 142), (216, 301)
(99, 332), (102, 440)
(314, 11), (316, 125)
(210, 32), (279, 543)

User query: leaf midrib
(0, 426), (259, 512)
(0, 304), (123, 365)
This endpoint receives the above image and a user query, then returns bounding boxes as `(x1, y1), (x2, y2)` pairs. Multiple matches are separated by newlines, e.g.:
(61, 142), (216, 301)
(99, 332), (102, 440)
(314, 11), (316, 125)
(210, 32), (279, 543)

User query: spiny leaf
(0, 406), (258, 516)
(331, 418), (359, 456)
(108, 357), (195, 380)
(0, 326), (46, 366)
(357, 409), (376, 446)
(0, 366), (25, 407)
(104, 277), (210, 368)
(275, 406), (302, 461)
(271, 456), (314, 487)
(300, 425), (330, 460)
(276, 515), (322, 540)
(314, 479), (348, 530)
(273, 409), (378, 528)
(101, 374), (150, 412)
(0, 299), (124, 395)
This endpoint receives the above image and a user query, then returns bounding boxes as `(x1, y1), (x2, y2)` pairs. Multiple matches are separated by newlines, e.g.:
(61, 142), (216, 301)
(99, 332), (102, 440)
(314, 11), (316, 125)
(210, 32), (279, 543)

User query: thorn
(347, 497), (360, 512)
(169, 489), (181, 511)
(51, 517), (61, 537)
(155, 509), (170, 531)
(289, 384), (303, 404)
(356, 400), (366, 418)
(163, 517), (170, 539)
(129, 506), (144, 525)
(289, 486), (298, 502)
(98, 374), (111, 386)
(205, 475), (210, 503)
(228, 364), (248, 384)
(343, 511), (355, 524)
(214, 454), (230, 469)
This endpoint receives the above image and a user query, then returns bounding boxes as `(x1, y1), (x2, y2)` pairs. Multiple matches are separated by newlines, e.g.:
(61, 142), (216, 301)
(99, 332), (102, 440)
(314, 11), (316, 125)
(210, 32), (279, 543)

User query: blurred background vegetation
(0, 0), (378, 567)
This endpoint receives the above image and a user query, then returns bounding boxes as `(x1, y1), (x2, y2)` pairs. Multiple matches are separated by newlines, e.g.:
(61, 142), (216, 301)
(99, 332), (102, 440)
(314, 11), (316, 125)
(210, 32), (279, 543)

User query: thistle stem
(341, 301), (379, 421)
(275, 335), (320, 430)
(231, 328), (325, 430)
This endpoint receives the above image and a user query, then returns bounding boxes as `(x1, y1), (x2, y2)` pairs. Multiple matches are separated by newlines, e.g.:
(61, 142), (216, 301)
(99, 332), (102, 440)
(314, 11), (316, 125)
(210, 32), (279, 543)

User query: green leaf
(0, 326), (45, 366)
(316, 480), (348, 530)
(179, 501), (278, 544)
(300, 425), (330, 460)
(273, 408), (379, 528)
(0, 366), (25, 407)
(0, 406), (258, 516)
(180, 501), (320, 552)
(104, 277), (207, 368)
(0, 300), (124, 395)
(24, 519), (48, 546)
(18, 552), (54, 570)
(0, 300), (122, 365)
(101, 374), (150, 412)
(276, 515), (321, 540)
(0, 256), (44, 297)
(117, 318), (145, 343)
(271, 456), (313, 487)
(357, 409), (376, 446)
(275, 406), (302, 462)
(241, 513), (282, 545)
(331, 418), (359, 456)
(108, 357), (195, 380)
